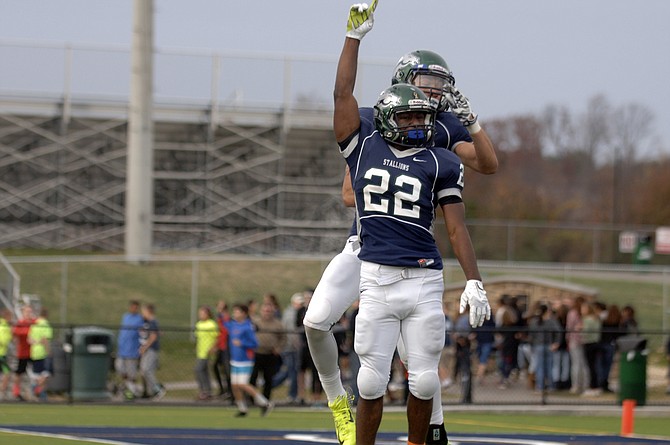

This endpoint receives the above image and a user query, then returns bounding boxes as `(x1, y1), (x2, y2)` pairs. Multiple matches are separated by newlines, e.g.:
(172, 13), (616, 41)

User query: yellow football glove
(346, 0), (378, 40)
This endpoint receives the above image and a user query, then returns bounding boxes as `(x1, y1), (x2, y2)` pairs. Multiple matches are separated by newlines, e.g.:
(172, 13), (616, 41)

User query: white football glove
(346, 0), (378, 40)
(446, 86), (480, 133)
(459, 279), (491, 328)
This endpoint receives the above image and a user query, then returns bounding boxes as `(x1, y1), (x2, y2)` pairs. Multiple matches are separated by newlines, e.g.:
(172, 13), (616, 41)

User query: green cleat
(328, 394), (356, 445)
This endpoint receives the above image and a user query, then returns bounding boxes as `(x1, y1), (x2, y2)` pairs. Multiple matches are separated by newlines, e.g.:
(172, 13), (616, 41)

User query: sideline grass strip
(1, 404), (669, 438)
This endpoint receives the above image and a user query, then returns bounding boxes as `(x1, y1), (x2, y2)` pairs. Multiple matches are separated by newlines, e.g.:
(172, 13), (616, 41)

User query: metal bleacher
(0, 93), (354, 255)
(0, 41), (400, 255)
(0, 253), (20, 315)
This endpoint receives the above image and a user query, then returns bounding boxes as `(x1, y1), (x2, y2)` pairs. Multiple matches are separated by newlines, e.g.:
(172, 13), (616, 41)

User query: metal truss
(0, 97), (351, 254)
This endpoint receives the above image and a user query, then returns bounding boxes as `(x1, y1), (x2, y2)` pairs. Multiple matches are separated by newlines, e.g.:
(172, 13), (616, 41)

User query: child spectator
(28, 308), (53, 400)
(11, 305), (35, 400)
(194, 305), (219, 400)
(225, 303), (273, 417)
(116, 300), (144, 400)
(0, 309), (13, 399)
(139, 303), (165, 400)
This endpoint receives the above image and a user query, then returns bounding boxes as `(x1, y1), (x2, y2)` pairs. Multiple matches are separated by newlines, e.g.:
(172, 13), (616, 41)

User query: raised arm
(342, 165), (355, 207)
(333, 1), (377, 143)
(453, 128), (498, 174)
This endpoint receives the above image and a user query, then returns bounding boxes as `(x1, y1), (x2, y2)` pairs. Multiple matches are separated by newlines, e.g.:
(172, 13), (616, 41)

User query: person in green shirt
(0, 308), (13, 399)
(28, 308), (53, 401)
(194, 305), (219, 400)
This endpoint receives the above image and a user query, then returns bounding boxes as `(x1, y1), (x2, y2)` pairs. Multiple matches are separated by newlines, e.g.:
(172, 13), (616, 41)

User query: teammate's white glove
(446, 86), (481, 133)
(346, 0), (377, 40)
(459, 279), (491, 328)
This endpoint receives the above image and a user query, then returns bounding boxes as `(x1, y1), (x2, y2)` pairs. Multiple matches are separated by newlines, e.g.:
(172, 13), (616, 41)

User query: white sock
(236, 399), (248, 412)
(431, 388), (444, 425)
(253, 392), (269, 407)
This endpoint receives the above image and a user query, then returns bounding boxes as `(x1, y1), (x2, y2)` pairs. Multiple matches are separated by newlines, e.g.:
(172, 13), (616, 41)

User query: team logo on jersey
(418, 258), (435, 268)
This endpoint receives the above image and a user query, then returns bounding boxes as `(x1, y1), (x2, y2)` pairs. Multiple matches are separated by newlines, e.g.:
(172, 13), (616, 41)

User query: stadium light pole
(125, 0), (155, 263)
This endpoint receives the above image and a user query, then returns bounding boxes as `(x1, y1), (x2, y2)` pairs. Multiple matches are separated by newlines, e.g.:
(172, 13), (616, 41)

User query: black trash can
(616, 335), (647, 406)
(70, 326), (115, 401)
(47, 339), (71, 394)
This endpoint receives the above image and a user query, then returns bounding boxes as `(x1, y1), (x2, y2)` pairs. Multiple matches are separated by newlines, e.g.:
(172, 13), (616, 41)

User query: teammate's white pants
(304, 236), (361, 402)
(305, 238), (448, 424)
(355, 261), (445, 401)
(304, 236), (361, 331)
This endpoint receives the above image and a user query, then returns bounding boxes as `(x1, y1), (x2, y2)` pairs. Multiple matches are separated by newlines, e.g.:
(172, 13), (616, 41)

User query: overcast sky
(1, 0), (669, 154)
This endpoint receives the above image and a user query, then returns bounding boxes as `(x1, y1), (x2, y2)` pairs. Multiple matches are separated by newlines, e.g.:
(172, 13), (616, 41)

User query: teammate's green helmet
(374, 84), (435, 148)
(392, 50), (454, 111)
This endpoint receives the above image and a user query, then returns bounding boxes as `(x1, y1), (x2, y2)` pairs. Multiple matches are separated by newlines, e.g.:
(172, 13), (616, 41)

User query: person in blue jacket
(115, 300), (144, 400)
(225, 303), (273, 417)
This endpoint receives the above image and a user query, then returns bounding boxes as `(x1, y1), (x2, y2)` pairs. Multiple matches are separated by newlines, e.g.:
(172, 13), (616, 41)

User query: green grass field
(1, 404), (669, 444)
(6, 253), (668, 334)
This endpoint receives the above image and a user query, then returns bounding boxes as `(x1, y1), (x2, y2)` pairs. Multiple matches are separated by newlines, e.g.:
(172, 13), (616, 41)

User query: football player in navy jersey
(330, 3), (491, 445)
(304, 4), (497, 445)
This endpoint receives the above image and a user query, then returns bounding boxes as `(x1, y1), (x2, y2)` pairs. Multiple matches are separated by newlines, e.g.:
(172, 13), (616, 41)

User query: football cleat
(426, 423), (450, 445)
(328, 394), (356, 445)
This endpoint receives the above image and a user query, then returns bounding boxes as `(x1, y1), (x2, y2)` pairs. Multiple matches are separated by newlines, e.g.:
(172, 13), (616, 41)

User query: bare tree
(580, 94), (611, 163)
(542, 104), (575, 156)
(611, 102), (654, 163)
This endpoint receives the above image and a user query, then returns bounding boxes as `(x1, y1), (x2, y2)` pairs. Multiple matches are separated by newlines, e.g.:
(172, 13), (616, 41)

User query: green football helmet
(392, 50), (454, 111)
(374, 84), (435, 148)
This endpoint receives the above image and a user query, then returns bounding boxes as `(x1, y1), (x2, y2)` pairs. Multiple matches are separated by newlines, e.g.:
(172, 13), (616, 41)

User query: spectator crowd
(2, 291), (669, 407)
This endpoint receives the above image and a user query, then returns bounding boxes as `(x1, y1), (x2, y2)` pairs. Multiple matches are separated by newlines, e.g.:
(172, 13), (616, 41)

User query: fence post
(60, 259), (69, 333)
(190, 259), (199, 341)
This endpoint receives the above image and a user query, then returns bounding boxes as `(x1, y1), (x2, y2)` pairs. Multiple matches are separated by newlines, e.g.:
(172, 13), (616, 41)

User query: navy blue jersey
(347, 108), (471, 239)
(340, 117), (464, 270)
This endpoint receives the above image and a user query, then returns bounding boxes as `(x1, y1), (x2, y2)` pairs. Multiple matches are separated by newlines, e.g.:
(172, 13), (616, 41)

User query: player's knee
(303, 299), (332, 327)
(357, 367), (387, 399)
(408, 369), (439, 400)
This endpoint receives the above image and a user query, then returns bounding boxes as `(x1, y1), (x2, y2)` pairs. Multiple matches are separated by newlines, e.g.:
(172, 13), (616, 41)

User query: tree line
(455, 95), (670, 263)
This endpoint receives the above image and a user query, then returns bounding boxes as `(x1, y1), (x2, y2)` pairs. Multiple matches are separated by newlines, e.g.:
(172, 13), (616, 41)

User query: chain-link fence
(2, 322), (667, 407)
(1, 255), (669, 406)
